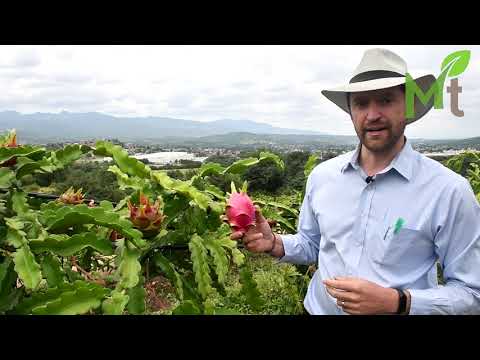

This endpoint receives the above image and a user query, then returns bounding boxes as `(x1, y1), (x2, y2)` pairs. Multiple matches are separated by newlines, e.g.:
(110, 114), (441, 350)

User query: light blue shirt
(280, 138), (480, 315)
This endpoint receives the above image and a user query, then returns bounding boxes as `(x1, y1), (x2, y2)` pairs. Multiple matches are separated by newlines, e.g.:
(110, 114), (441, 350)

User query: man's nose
(366, 102), (382, 121)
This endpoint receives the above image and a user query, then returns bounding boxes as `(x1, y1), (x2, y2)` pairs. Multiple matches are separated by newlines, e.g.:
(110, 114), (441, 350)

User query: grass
(147, 252), (310, 315)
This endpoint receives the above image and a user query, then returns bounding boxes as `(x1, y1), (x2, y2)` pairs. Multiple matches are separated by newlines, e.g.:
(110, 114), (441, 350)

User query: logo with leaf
(435, 50), (471, 108)
(405, 49), (471, 118)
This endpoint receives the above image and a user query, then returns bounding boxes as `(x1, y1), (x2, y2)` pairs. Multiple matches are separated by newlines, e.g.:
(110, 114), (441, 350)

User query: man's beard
(357, 123), (405, 154)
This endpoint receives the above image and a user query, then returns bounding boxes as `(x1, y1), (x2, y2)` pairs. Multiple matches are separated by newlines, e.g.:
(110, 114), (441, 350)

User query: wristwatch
(395, 288), (407, 314)
(267, 233), (277, 255)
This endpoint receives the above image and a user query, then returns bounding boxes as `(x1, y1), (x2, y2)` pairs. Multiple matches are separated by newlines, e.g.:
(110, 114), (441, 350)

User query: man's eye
(381, 97), (392, 104)
(354, 100), (367, 108)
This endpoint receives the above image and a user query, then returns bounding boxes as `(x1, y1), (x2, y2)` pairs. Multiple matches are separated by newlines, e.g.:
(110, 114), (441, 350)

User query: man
(231, 48), (480, 315)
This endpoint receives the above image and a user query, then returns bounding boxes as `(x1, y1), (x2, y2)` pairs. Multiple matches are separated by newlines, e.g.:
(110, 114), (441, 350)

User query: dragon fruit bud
(58, 187), (85, 205)
(225, 187), (256, 233)
(0, 130), (18, 147)
(109, 229), (123, 242)
(1, 130), (18, 167)
(127, 193), (166, 234)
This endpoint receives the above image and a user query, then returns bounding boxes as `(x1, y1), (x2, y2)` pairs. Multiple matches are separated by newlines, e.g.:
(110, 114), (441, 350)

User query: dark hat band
(349, 70), (405, 84)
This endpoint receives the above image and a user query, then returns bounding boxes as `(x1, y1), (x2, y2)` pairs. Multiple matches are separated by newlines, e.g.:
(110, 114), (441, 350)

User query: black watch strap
(395, 288), (407, 314)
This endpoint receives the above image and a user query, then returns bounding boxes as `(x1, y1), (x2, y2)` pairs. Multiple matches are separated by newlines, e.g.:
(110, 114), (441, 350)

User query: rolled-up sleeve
(279, 174), (321, 265)
(409, 177), (480, 315)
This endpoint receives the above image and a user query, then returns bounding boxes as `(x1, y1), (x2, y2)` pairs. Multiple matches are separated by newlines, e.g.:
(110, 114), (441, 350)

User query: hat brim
(321, 74), (436, 124)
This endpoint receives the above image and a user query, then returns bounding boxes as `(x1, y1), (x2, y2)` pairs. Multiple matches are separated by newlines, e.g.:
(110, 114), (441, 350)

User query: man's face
(349, 86), (406, 153)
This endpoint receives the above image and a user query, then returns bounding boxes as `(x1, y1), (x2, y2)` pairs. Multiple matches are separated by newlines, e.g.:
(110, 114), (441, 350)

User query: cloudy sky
(1, 45), (479, 139)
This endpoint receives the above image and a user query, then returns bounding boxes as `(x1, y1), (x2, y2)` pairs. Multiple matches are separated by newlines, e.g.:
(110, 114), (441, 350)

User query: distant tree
(38, 161), (130, 203)
(282, 151), (311, 191)
(204, 154), (238, 167)
(242, 159), (285, 194)
(206, 173), (244, 194)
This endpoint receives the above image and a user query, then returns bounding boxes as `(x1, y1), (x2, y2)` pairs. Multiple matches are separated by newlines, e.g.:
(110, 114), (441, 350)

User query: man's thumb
(254, 205), (267, 224)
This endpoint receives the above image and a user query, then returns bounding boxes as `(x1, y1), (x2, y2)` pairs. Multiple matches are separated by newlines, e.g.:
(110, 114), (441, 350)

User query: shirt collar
(340, 137), (415, 181)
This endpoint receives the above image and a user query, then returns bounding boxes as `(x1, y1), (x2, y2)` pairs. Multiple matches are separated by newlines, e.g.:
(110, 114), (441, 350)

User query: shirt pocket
(372, 224), (433, 267)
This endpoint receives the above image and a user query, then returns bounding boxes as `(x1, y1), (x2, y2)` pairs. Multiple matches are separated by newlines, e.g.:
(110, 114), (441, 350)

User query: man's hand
(230, 206), (276, 253)
(323, 277), (399, 315)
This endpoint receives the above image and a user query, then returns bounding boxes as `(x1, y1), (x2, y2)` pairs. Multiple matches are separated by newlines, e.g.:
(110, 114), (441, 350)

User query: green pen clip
(393, 217), (405, 235)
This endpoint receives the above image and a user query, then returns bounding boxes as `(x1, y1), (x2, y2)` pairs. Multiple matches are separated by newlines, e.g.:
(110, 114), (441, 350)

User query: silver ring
(341, 300), (345, 307)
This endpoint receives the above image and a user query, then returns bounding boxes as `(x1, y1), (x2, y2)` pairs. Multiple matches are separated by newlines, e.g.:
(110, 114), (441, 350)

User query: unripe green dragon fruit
(127, 193), (165, 234)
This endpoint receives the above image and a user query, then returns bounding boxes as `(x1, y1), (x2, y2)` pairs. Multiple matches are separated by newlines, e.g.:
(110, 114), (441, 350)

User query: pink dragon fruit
(224, 183), (256, 233)
(127, 193), (165, 235)
(58, 187), (85, 205)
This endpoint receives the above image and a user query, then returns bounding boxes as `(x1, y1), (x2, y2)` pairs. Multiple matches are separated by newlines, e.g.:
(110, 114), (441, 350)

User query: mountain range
(1, 110), (479, 148)
(0, 111), (323, 144)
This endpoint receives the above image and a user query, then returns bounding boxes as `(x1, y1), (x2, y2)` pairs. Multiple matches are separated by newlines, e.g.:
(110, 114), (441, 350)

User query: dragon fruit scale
(127, 193), (165, 234)
(225, 185), (256, 233)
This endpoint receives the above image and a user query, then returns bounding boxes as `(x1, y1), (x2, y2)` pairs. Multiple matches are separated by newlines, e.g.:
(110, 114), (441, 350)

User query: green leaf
(43, 144), (92, 172)
(0, 255), (23, 313)
(151, 171), (214, 211)
(172, 300), (202, 315)
(224, 158), (259, 175)
(40, 204), (147, 250)
(189, 234), (213, 299)
(0, 287), (22, 313)
(153, 252), (184, 300)
(31, 282), (108, 315)
(95, 141), (151, 179)
(204, 237), (229, 285)
(99, 200), (114, 211)
(254, 200), (299, 217)
(102, 289), (129, 315)
(441, 50), (471, 78)
(127, 275), (146, 314)
(203, 184), (225, 201)
(41, 254), (66, 287)
(0, 257), (11, 292)
(0, 146), (45, 165)
(0, 168), (15, 188)
(14, 157), (43, 179)
(223, 151), (284, 175)
(12, 246), (42, 290)
(14, 281), (108, 315)
(108, 165), (151, 192)
(11, 190), (29, 216)
(115, 240), (142, 289)
(30, 232), (114, 257)
(0, 257), (15, 295)
(239, 266), (263, 311)
(6, 224), (27, 248)
(260, 208), (297, 233)
(197, 163), (225, 177)
(216, 237), (245, 266)
(304, 154), (319, 177)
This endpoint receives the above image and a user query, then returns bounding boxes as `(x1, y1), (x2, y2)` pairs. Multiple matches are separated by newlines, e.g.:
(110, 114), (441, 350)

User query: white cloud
(0, 45), (478, 138)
